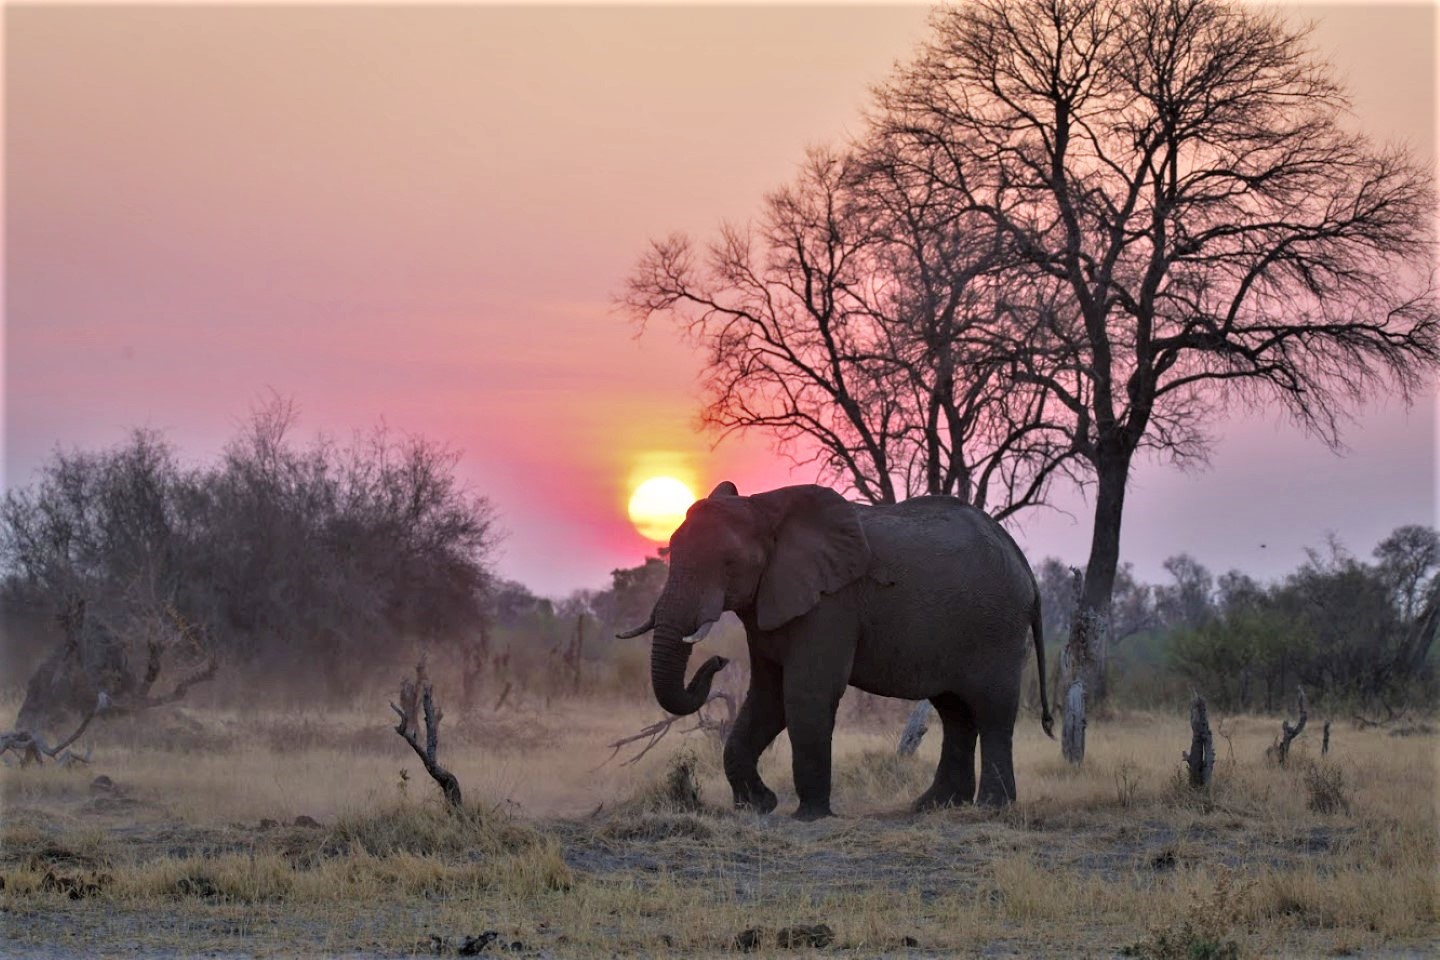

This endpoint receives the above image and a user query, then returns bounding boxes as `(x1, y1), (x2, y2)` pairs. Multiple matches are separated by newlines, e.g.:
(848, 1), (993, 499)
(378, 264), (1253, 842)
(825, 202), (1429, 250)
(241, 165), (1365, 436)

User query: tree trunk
(896, 701), (933, 757)
(1058, 568), (1100, 764)
(1077, 452), (1130, 704)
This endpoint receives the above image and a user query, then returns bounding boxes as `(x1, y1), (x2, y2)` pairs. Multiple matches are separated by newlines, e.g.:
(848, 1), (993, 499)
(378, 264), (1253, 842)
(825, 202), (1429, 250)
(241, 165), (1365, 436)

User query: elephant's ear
(752, 485), (869, 632)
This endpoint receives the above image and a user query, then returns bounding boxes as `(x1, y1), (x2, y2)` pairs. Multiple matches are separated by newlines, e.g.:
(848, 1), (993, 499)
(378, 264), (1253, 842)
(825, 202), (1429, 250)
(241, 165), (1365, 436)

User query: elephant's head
(616, 482), (870, 716)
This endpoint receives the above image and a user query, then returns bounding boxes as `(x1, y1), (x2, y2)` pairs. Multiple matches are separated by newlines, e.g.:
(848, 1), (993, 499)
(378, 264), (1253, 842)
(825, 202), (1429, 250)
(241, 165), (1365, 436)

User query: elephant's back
(851, 497), (1035, 698)
(859, 497), (1032, 597)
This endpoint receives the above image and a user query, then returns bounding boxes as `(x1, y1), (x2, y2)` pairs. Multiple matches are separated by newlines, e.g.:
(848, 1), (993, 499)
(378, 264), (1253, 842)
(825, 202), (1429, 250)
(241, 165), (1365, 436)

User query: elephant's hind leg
(977, 726), (1017, 806)
(913, 693), (977, 811)
(724, 656), (785, 813)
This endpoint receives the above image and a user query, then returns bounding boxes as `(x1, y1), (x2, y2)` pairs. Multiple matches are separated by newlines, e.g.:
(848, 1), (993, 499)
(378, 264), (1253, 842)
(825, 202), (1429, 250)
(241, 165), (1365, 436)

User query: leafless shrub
(1113, 760), (1142, 809)
(2, 401), (498, 713)
(1303, 761), (1351, 815)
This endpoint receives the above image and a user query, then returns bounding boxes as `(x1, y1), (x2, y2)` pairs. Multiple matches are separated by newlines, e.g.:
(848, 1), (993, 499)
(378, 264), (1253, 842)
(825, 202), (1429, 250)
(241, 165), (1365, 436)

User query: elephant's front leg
(781, 629), (853, 821)
(723, 656), (785, 813)
(783, 676), (843, 821)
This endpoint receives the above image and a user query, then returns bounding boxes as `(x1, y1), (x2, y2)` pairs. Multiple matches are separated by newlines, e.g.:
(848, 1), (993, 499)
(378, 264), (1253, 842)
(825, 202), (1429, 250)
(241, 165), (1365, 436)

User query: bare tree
(876, 0), (1438, 700)
(625, 147), (1076, 516)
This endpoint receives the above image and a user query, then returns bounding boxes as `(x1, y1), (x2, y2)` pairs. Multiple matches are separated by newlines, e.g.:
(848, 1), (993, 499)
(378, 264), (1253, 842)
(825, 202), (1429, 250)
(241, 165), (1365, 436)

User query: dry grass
(1, 693), (1436, 957)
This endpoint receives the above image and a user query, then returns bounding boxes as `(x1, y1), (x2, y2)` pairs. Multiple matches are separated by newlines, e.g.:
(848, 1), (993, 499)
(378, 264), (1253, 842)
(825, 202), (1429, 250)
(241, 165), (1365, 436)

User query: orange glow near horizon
(627, 476), (695, 543)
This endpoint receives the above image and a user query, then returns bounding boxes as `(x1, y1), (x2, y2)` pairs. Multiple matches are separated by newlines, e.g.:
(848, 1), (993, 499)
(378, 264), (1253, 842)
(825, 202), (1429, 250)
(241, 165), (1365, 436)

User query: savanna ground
(1, 691), (1435, 959)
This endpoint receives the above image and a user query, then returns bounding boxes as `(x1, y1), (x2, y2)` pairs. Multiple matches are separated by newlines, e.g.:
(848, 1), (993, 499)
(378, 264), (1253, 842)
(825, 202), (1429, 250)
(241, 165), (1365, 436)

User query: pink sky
(5, 4), (1435, 596)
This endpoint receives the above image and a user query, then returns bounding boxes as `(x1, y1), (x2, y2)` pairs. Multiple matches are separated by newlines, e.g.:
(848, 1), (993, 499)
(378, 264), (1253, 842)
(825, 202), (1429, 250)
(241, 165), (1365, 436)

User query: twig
(1215, 715), (1236, 767)
(1352, 704), (1408, 730)
(598, 692), (733, 768)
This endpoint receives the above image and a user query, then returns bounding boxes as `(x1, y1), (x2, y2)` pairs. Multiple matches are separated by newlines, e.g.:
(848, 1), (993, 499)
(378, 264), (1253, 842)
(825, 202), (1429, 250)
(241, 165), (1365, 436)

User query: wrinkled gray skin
(617, 482), (1053, 820)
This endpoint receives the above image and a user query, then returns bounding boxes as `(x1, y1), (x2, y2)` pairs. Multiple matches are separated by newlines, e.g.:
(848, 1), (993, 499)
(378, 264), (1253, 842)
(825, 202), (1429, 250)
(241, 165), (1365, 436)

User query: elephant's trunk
(650, 625), (728, 717)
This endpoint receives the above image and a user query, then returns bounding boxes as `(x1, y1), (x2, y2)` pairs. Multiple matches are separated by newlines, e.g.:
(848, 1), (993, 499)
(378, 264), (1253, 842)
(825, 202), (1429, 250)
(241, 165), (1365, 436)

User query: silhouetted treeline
(0, 401), (497, 703)
(1034, 530), (1439, 712)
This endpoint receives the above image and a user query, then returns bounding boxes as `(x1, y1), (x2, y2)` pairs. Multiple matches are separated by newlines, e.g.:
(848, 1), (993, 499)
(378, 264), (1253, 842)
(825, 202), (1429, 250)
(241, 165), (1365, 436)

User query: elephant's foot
(792, 801), (833, 821)
(976, 768), (1015, 806)
(912, 786), (972, 812)
(733, 783), (778, 814)
(975, 786), (1013, 807)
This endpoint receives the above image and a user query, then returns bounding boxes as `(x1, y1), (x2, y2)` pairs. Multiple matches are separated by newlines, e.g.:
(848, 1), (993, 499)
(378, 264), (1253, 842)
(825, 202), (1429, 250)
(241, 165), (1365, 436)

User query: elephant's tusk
(614, 613), (656, 639)
(683, 620), (715, 644)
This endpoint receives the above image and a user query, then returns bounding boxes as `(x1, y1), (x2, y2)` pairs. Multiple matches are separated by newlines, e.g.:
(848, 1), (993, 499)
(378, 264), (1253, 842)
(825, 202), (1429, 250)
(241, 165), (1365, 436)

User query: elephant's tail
(1031, 596), (1055, 739)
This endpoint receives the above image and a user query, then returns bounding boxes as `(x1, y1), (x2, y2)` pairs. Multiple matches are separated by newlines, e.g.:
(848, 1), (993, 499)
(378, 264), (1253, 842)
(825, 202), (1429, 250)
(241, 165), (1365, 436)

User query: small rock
(292, 815), (321, 828)
(777, 924), (834, 949)
(89, 775), (117, 794)
(459, 931), (500, 956)
(733, 928), (765, 952)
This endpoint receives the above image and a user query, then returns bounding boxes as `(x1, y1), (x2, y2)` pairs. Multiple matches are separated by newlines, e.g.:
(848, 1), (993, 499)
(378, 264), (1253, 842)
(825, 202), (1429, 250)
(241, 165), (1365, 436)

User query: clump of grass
(1253, 861), (1436, 938)
(1, 822), (112, 871)
(493, 839), (573, 896)
(1124, 870), (1253, 960)
(124, 852), (297, 903)
(73, 836), (574, 905)
(658, 751), (702, 811)
(1301, 761), (1350, 815)
(833, 749), (929, 806)
(623, 750), (706, 814)
(600, 811), (716, 842)
(596, 749), (727, 840)
(328, 799), (537, 858)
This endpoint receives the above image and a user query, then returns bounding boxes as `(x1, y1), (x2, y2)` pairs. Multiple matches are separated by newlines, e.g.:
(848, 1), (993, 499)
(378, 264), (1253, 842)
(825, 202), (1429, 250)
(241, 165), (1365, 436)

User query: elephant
(616, 481), (1053, 820)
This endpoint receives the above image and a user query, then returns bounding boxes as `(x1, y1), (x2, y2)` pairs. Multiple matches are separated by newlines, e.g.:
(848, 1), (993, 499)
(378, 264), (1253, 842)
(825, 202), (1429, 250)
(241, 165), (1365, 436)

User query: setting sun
(627, 476), (695, 542)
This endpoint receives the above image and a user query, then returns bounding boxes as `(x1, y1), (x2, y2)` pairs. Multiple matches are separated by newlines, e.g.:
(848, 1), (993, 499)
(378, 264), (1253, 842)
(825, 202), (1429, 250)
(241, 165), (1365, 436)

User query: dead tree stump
(1061, 678), (1086, 765)
(1267, 685), (1308, 767)
(1058, 569), (1105, 765)
(1322, 719), (1331, 756)
(897, 701), (934, 757)
(390, 659), (463, 808)
(1182, 693), (1215, 788)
